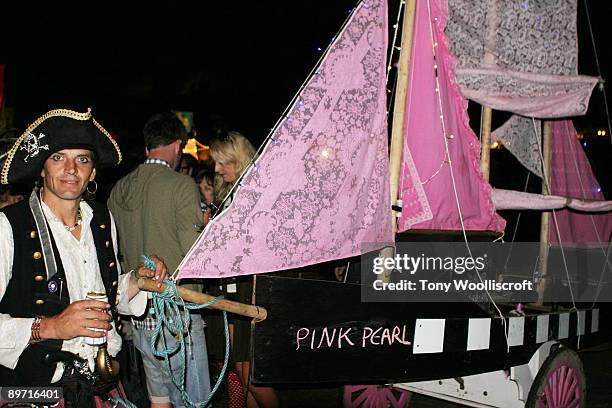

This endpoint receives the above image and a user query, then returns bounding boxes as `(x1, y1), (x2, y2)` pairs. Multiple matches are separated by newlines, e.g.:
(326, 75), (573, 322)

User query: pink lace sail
(397, 0), (505, 233)
(177, 0), (392, 279)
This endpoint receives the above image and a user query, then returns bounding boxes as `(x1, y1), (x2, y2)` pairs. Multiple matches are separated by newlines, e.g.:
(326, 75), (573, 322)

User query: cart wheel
(526, 348), (586, 408)
(343, 385), (411, 408)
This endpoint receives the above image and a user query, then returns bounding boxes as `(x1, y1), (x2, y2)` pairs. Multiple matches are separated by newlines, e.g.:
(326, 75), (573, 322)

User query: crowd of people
(0, 108), (280, 407)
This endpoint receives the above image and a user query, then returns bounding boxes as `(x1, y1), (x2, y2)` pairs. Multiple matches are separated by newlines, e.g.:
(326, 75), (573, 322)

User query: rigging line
(565, 119), (612, 276)
(566, 121), (612, 248)
(386, 0), (406, 86)
(387, 72), (399, 112)
(425, 0), (508, 345)
(212, 1), (366, 216)
(532, 118), (580, 346)
(591, 241), (612, 307)
(562, 120), (612, 305)
(502, 172), (531, 275)
(385, 1), (404, 125)
(582, 0), (612, 145)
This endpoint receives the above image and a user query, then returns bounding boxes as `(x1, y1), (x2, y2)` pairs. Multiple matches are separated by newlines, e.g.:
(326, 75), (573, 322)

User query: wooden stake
(138, 278), (268, 322)
(536, 121), (553, 305)
(480, 106), (493, 181)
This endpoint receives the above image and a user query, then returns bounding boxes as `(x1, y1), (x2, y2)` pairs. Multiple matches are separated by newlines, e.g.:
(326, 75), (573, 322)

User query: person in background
(195, 168), (215, 208)
(0, 184), (24, 209)
(209, 131), (279, 408)
(108, 112), (210, 408)
(178, 153), (199, 178)
(194, 167), (216, 224)
(0, 138), (25, 209)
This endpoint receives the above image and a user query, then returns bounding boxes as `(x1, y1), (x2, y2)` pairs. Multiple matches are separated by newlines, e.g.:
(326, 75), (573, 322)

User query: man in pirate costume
(0, 108), (169, 405)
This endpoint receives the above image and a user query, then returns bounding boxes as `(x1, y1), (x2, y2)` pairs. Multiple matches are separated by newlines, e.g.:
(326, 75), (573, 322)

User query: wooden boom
(138, 278), (267, 322)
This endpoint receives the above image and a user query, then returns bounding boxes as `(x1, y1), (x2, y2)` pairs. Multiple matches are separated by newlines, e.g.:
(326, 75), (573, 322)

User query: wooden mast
(479, 2), (498, 182)
(382, 0), (417, 281)
(389, 0), (417, 232)
(480, 107), (493, 181)
(536, 121), (553, 305)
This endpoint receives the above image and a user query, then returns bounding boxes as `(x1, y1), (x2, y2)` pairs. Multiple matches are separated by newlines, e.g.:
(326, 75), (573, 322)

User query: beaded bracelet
(31, 316), (44, 342)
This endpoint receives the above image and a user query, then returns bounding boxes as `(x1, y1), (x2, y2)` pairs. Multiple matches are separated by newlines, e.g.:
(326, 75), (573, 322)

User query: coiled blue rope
(146, 255), (230, 407)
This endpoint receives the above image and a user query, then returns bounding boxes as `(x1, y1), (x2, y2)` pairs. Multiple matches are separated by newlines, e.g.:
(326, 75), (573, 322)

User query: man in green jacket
(108, 112), (209, 408)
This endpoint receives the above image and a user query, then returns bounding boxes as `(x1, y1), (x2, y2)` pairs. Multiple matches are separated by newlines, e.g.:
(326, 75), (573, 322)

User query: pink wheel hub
(537, 364), (583, 408)
(343, 385), (411, 408)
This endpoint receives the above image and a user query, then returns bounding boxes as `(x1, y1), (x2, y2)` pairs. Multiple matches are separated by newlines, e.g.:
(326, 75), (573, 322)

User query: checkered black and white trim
(412, 308), (599, 355)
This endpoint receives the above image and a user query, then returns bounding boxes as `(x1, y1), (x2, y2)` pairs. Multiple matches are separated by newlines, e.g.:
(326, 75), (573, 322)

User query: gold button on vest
(33, 251), (42, 260)
(30, 231), (37, 239)
(35, 299), (44, 305)
(34, 275), (45, 282)
(100, 224), (107, 229)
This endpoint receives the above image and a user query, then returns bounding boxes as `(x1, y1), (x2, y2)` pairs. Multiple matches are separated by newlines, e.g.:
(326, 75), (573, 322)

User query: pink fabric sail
(177, 0), (392, 279)
(549, 120), (612, 245)
(397, 0), (505, 233)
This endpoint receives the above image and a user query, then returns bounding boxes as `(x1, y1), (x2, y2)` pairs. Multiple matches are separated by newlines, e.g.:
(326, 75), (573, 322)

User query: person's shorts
(131, 314), (211, 406)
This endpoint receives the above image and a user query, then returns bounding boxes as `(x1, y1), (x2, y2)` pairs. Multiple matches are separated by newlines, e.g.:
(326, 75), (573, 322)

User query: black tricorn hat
(1, 108), (122, 184)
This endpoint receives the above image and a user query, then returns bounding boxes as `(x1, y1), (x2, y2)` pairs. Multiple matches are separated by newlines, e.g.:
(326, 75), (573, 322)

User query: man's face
(41, 149), (96, 202)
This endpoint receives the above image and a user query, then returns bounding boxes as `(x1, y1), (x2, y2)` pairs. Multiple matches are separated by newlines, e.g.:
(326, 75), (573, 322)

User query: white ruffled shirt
(0, 200), (147, 382)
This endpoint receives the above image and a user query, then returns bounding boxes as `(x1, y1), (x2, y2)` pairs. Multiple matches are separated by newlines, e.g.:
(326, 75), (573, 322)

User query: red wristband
(31, 316), (44, 342)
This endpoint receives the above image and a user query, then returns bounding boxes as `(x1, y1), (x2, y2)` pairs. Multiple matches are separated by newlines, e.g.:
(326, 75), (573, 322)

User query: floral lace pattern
(492, 115), (542, 178)
(178, 0), (392, 278)
(446, 0), (597, 117)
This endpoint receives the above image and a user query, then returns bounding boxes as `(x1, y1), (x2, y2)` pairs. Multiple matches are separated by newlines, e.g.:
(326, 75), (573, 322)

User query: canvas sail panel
(549, 120), (612, 246)
(398, 0), (505, 233)
(446, 0), (597, 118)
(177, 0), (392, 279)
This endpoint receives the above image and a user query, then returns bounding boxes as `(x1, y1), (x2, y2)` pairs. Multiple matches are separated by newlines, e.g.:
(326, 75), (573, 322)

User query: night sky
(4, 2), (356, 148)
(2, 1), (611, 203)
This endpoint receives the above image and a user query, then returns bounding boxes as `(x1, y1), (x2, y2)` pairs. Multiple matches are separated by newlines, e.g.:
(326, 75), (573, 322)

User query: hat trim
(1, 108), (122, 184)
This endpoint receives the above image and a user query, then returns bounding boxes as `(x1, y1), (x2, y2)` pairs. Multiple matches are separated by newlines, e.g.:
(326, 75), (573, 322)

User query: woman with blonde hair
(208, 131), (279, 408)
(209, 131), (256, 209)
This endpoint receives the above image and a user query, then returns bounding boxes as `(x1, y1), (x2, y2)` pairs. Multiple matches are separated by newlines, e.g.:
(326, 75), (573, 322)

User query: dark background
(2, 1), (611, 239)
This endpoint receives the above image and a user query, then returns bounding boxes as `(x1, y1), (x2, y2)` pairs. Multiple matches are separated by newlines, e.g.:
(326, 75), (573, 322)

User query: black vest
(0, 199), (120, 386)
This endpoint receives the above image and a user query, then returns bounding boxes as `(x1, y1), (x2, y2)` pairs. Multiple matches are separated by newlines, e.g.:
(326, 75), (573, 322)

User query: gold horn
(95, 343), (120, 382)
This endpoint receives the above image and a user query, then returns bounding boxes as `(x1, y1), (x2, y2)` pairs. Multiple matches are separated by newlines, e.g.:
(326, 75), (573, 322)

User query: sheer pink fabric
(549, 120), (612, 246)
(177, 0), (392, 279)
(493, 189), (612, 212)
(397, 0), (505, 233)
